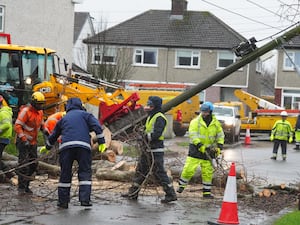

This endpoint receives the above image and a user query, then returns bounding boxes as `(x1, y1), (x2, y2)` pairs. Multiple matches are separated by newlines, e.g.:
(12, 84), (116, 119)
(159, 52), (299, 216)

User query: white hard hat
(280, 111), (288, 116)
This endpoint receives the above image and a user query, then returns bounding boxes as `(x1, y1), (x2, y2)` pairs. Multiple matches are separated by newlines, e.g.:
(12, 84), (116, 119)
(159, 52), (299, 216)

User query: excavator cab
(0, 45), (56, 118)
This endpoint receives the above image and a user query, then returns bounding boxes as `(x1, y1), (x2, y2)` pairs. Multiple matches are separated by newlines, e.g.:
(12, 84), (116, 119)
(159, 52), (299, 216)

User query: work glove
(98, 143), (107, 153)
(196, 143), (206, 153)
(270, 135), (274, 141)
(206, 147), (218, 159)
(289, 136), (293, 143)
(39, 146), (49, 155)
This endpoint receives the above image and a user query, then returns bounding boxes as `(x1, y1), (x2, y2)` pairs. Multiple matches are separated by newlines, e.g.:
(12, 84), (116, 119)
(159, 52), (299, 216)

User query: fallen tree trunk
(95, 168), (134, 182)
(3, 152), (60, 177)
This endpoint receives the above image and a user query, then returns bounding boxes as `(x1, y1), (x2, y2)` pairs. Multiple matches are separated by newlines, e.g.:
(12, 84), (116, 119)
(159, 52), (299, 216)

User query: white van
(213, 105), (241, 144)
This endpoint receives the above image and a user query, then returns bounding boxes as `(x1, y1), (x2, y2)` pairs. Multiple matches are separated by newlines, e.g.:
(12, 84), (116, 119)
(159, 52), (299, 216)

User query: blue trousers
(58, 147), (92, 203)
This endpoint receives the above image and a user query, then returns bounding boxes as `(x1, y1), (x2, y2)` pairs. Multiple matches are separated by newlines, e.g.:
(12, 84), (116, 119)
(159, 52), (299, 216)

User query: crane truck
(234, 89), (300, 132)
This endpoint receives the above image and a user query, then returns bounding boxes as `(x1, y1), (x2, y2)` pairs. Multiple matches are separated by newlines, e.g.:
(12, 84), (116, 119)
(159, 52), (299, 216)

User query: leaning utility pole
(162, 23), (300, 113)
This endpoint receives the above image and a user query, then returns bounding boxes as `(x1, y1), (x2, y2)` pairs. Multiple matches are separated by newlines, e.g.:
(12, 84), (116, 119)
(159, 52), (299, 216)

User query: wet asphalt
(1, 135), (299, 225)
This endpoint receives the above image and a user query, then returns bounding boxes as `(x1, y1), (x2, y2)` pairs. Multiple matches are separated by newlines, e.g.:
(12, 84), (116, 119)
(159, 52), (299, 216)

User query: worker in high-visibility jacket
(177, 101), (224, 198)
(14, 91), (45, 194)
(0, 95), (13, 180)
(42, 111), (66, 164)
(121, 96), (177, 203)
(43, 111), (66, 138)
(270, 111), (293, 160)
(294, 114), (300, 150)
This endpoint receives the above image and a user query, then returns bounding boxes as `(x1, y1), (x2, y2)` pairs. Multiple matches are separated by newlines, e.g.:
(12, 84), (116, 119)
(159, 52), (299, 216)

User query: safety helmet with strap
(31, 91), (45, 110)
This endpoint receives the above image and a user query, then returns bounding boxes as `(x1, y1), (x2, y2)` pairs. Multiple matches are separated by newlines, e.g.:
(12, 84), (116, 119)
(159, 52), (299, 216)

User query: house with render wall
(0, 0), (84, 70)
(276, 35), (300, 109)
(73, 12), (95, 71)
(83, 0), (259, 103)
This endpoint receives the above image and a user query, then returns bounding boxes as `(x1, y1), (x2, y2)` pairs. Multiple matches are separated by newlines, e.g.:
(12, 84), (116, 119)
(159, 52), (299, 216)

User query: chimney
(170, 0), (187, 20)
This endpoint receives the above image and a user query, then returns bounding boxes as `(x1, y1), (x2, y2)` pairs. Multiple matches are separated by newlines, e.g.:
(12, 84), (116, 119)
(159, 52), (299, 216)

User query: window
(217, 51), (235, 69)
(92, 46), (116, 64)
(176, 50), (200, 68)
(133, 48), (157, 66)
(94, 48), (101, 62)
(0, 6), (4, 32)
(282, 51), (300, 71)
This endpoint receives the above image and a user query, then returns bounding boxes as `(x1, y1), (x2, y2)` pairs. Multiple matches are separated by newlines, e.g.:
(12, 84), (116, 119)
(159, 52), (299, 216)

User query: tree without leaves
(88, 17), (135, 84)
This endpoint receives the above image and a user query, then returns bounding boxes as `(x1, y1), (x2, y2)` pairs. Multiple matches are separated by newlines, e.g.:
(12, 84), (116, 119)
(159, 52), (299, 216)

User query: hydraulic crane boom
(234, 89), (284, 111)
(161, 23), (300, 114)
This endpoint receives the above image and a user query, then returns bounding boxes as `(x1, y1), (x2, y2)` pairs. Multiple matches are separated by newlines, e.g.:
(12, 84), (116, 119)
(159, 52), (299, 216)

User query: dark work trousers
(0, 143), (8, 171)
(272, 139), (287, 155)
(58, 147), (92, 204)
(17, 142), (38, 189)
(133, 151), (171, 187)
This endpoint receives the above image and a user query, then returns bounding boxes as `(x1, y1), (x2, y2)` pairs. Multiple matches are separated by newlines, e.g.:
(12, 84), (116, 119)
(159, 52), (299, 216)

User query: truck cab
(213, 105), (241, 144)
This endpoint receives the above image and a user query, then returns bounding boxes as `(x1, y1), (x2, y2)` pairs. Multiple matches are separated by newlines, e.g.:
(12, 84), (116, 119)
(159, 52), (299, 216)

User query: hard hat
(200, 101), (214, 112)
(31, 91), (46, 104)
(280, 111), (288, 116)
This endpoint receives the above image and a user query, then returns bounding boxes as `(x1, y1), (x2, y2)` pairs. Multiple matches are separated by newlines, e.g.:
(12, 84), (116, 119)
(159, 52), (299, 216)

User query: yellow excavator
(0, 37), (145, 135)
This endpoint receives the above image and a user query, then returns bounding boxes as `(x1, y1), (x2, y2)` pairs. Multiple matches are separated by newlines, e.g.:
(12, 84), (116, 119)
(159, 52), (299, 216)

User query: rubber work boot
(203, 193), (214, 199)
(270, 156), (277, 160)
(25, 187), (33, 194)
(161, 184), (177, 203)
(177, 186), (185, 193)
(294, 145), (300, 150)
(57, 202), (68, 209)
(121, 186), (139, 200)
(81, 201), (92, 207)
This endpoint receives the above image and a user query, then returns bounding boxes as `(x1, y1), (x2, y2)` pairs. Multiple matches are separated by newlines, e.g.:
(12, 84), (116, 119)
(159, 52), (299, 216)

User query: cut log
(2, 152), (17, 161)
(91, 126), (112, 148)
(93, 150), (116, 162)
(95, 168), (134, 182)
(3, 152), (60, 177)
(262, 188), (271, 197)
(38, 161), (60, 177)
(110, 140), (123, 155)
(111, 160), (126, 171)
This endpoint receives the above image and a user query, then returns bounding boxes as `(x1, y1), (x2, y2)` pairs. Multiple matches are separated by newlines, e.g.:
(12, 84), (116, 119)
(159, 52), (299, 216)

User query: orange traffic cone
(244, 125), (251, 145)
(217, 162), (239, 224)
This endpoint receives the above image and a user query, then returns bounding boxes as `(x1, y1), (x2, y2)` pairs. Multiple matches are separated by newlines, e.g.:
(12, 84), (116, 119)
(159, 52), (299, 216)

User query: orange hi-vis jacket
(44, 111), (65, 135)
(14, 105), (44, 145)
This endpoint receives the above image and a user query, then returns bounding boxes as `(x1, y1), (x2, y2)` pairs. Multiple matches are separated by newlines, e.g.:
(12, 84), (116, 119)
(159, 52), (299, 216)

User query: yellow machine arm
(33, 73), (133, 116)
(234, 89), (283, 111)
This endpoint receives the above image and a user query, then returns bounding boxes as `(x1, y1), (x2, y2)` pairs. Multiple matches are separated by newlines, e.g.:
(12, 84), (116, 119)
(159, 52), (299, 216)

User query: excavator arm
(33, 73), (146, 136)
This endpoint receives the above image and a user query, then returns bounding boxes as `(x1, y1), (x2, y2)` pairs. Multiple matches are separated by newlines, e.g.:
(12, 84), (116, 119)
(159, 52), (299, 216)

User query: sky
(75, 0), (300, 48)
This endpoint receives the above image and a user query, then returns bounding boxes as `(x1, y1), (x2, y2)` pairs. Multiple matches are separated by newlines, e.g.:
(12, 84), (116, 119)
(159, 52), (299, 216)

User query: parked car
(213, 105), (241, 144)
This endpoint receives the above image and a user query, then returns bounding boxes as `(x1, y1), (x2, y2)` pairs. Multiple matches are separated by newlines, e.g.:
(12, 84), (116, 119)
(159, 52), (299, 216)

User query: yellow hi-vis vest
(145, 112), (167, 140)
